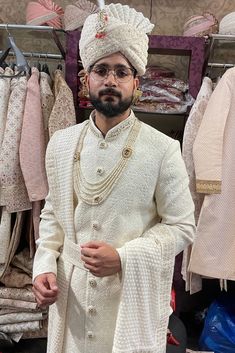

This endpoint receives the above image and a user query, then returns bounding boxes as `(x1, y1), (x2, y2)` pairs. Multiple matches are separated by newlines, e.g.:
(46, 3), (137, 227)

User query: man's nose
(104, 71), (117, 86)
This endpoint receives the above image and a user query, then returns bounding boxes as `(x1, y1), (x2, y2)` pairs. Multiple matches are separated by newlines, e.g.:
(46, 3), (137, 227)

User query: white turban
(79, 3), (154, 76)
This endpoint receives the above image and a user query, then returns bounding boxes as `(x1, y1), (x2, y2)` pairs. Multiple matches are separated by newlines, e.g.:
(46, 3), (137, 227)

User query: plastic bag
(199, 293), (235, 353)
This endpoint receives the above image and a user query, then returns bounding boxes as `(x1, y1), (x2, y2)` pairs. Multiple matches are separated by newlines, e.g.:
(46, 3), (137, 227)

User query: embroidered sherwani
(33, 111), (195, 353)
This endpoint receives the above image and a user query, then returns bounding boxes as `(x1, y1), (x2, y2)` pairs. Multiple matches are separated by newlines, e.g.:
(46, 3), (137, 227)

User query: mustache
(99, 88), (122, 98)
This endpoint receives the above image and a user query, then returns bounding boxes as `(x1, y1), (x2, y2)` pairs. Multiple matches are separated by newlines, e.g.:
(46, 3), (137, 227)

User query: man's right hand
(32, 272), (59, 308)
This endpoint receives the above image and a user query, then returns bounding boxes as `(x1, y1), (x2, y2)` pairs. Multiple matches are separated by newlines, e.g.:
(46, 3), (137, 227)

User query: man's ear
(134, 76), (139, 91)
(84, 72), (89, 90)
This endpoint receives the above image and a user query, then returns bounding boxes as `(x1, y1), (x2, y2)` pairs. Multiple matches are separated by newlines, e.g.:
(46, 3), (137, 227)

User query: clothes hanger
(41, 53), (51, 77)
(0, 25), (30, 77)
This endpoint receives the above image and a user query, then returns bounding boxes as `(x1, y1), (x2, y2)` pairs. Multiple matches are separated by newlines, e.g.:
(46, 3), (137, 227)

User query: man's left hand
(80, 241), (121, 277)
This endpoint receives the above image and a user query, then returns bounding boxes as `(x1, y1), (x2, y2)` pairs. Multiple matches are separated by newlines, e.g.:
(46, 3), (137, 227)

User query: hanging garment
(0, 67), (12, 147)
(0, 208), (11, 265)
(20, 67), (48, 203)
(0, 212), (24, 279)
(40, 71), (54, 144)
(189, 67), (235, 281)
(0, 75), (31, 213)
(48, 69), (76, 138)
(181, 77), (213, 294)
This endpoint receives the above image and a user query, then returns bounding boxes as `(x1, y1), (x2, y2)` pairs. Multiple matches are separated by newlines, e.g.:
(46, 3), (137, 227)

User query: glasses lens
(90, 65), (134, 83)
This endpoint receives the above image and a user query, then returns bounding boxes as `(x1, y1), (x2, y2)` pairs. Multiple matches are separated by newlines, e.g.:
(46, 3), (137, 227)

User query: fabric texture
(193, 72), (229, 194)
(48, 69), (76, 138)
(219, 11), (235, 34)
(0, 67), (12, 148)
(183, 13), (218, 37)
(26, 0), (64, 29)
(40, 71), (54, 145)
(189, 67), (235, 281)
(79, 3), (154, 75)
(64, 0), (98, 31)
(0, 76), (31, 213)
(33, 111), (195, 353)
(181, 77), (213, 294)
(20, 67), (48, 203)
(0, 208), (11, 265)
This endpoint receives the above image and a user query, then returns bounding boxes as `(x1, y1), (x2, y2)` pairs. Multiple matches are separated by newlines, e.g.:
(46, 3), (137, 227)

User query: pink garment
(19, 67), (48, 203)
(183, 13), (218, 37)
(0, 76), (31, 213)
(26, 0), (64, 29)
(40, 71), (54, 145)
(189, 68), (235, 281)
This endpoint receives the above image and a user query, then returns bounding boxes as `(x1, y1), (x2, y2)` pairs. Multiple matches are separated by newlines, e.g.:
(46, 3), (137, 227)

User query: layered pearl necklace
(74, 117), (141, 205)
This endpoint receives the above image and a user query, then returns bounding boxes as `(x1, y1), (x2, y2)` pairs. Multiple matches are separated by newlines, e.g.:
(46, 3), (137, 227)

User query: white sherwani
(33, 111), (195, 353)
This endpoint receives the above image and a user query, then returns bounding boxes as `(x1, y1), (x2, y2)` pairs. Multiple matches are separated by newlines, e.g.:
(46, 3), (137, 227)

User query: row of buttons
(87, 279), (97, 339)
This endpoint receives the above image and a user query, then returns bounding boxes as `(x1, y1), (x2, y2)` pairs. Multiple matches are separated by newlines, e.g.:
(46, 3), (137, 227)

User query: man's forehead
(94, 53), (130, 66)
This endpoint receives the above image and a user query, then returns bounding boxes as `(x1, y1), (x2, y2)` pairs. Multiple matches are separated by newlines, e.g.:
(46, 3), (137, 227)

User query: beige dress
(189, 67), (235, 281)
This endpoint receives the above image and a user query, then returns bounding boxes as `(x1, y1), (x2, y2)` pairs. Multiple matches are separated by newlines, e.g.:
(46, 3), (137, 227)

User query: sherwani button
(96, 167), (104, 176)
(87, 331), (94, 339)
(92, 221), (100, 230)
(89, 279), (97, 287)
(88, 305), (96, 314)
(99, 141), (107, 149)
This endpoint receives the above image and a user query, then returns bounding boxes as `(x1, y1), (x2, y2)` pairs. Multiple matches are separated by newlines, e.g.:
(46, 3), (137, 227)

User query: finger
(81, 241), (103, 249)
(81, 255), (100, 266)
(47, 274), (59, 292)
(80, 247), (97, 258)
(32, 286), (58, 303)
(33, 280), (58, 298)
(84, 263), (100, 275)
(33, 289), (57, 307)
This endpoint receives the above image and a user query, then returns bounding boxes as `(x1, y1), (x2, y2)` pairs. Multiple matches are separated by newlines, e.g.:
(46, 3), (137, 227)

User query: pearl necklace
(74, 118), (141, 205)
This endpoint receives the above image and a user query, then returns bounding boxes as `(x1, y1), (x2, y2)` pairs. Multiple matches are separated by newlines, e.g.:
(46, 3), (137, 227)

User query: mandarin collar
(89, 110), (136, 141)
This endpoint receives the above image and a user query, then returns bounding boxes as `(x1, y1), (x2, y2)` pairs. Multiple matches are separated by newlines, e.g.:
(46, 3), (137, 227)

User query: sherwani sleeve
(117, 140), (195, 266)
(114, 141), (195, 353)
(32, 135), (64, 280)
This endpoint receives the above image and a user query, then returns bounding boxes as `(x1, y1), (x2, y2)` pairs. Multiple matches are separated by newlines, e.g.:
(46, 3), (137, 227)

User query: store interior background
(0, 0), (235, 351)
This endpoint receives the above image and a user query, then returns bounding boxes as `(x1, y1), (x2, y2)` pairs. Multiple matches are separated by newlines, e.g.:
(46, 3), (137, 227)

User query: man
(32, 3), (195, 353)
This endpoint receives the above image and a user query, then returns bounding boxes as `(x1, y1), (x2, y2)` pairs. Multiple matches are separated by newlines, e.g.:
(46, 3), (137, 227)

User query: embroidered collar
(89, 110), (136, 141)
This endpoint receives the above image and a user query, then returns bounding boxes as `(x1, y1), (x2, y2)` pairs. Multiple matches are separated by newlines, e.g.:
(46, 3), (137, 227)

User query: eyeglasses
(89, 65), (136, 83)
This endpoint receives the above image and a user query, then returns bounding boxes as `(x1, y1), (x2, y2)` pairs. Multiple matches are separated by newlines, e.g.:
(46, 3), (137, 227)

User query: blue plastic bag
(199, 294), (235, 353)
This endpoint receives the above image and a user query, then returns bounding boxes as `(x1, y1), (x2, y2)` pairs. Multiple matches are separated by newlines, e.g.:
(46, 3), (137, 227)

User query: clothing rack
(0, 24), (66, 59)
(207, 62), (234, 68)
(0, 50), (63, 60)
(203, 33), (235, 75)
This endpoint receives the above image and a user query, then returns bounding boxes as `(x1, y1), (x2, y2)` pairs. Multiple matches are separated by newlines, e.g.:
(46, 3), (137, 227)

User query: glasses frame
(88, 64), (137, 83)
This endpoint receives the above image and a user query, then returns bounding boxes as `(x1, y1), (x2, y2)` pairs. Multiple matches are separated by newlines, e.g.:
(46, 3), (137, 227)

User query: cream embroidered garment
(189, 68), (235, 281)
(193, 72), (230, 194)
(20, 67), (48, 203)
(0, 67), (12, 147)
(0, 320), (41, 333)
(0, 207), (11, 264)
(40, 71), (54, 144)
(0, 212), (24, 279)
(113, 231), (175, 353)
(0, 311), (45, 325)
(33, 112), (195, 353)
(48, 69), (76, 138)
(0, 75), (31, 212)
(182, 77), (213, 294)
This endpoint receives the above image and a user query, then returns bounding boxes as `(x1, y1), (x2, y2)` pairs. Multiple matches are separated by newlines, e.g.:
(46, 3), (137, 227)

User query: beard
(89, 88), (133, 118)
